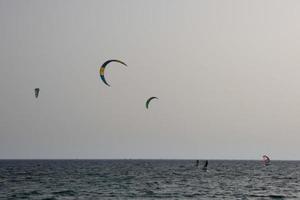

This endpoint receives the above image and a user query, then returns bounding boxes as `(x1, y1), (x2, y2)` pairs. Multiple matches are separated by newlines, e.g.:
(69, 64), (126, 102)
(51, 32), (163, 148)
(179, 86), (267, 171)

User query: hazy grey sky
(1, 0), (300, 159)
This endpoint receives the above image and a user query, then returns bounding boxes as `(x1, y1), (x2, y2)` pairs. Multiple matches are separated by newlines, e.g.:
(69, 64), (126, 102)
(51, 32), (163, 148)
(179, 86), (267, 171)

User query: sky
(1, 0), (300, 160)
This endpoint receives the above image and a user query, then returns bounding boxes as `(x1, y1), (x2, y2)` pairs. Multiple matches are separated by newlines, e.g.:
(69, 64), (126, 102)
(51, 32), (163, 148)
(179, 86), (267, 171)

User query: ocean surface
(0, 160), (299, 199)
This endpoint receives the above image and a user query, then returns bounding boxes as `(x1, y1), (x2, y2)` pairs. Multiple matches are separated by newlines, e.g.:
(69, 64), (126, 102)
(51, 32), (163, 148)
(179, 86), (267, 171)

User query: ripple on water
(52, 189), (76, 196)
(1, 160), (300, 199)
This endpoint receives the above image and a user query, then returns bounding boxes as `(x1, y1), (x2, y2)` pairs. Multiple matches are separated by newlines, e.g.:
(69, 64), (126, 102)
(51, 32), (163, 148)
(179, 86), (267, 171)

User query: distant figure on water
(196, 160), (200, 167)
(262, 155), (271, 166)
(202, 160), (208, 171)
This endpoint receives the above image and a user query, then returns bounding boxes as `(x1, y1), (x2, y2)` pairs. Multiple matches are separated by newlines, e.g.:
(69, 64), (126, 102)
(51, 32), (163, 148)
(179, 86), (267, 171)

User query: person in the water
(196, 160), (200, 167)
(202, 160), (208, 171)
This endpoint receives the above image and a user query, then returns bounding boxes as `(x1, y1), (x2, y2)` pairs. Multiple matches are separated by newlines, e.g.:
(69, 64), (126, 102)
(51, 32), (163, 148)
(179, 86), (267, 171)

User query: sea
(0, 160), (299, 199)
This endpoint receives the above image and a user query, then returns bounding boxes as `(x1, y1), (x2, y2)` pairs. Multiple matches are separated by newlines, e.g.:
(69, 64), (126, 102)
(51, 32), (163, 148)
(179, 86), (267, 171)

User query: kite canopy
(34, 88), (40, 98)
(99, 59), (127, 86)
(146, 97), (158, 109)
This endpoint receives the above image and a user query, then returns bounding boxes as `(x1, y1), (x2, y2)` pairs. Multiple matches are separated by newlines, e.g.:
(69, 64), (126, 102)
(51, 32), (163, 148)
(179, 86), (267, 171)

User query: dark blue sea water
(0, 160), (299, 199)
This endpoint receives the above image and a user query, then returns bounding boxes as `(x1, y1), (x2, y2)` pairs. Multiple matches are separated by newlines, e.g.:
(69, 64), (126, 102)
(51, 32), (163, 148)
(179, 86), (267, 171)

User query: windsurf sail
(262, 155), (270, 166)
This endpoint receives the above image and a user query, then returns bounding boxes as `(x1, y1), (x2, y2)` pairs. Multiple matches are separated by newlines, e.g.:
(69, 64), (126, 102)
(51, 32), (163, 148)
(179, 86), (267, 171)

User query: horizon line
(0, 158), (299, 161)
